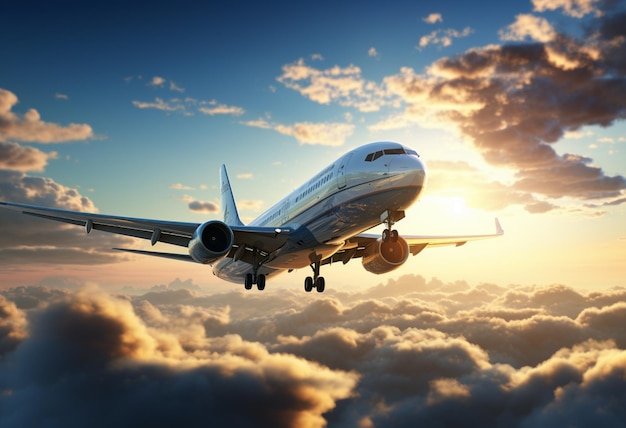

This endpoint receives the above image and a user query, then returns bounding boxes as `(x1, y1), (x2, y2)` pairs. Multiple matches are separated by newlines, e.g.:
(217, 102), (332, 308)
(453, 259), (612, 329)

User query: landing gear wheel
(257, 274), (266, 291)
(304, 276), (314, 292)
(244, 273), (254, 290)
(315, 277), (325, 293)
(382, 229), (390, 242)
(390, 229), (399, 243)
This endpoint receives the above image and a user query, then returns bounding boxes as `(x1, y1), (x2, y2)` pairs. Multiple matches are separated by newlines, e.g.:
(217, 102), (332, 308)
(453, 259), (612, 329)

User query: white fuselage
(212, 142), (427, 282)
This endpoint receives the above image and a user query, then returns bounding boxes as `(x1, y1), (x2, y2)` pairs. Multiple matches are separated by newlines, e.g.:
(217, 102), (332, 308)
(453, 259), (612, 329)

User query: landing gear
(243, 247), (267, 291)
(245, 273), (266, 291)
(304, 260), (325, 293)
(381, 210), (403, 243)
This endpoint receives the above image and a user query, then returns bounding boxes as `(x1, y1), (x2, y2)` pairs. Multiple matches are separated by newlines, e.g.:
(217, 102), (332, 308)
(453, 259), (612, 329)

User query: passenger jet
(0, 142), (503, 292)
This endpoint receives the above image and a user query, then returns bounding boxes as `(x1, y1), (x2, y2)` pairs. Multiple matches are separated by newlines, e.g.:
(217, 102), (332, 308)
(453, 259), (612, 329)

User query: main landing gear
(304, 260), (325, 293)
(244, 247), (266, 291)
(244, 273), (266, 291)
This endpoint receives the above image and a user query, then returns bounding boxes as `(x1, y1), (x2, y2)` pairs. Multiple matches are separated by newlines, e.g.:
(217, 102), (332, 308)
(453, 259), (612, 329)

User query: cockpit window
(364, 147), (419, 162)
(383, 148), (405, 155)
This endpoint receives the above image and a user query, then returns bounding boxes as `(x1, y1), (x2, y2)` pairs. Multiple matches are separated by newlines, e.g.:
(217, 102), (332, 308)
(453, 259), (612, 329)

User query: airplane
(0, 141), (503, 293)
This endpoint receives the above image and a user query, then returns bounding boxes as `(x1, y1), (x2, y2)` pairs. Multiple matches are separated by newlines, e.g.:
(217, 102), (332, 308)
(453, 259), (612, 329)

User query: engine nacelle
(188, 220), (234, 264)
(361, 236), (410, 274)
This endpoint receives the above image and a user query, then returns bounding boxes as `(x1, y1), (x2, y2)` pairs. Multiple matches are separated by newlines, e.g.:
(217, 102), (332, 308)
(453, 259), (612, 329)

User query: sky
(1, 0), (625, 290)
(1, 0), (626, 426)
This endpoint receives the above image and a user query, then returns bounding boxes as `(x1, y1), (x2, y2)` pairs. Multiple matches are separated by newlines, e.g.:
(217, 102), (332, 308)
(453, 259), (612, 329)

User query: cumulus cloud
(244, 118), (354, 146)
(532, 0), (603, 18)
(0, 89), (93, 143)
(379, 4), (626, 206)
(1, 277), (625, 427)
(499, 14), (556, 42)
(277, 59), (390, 112)
(0, 141), (57, 172)
(0, 287), (357, 428)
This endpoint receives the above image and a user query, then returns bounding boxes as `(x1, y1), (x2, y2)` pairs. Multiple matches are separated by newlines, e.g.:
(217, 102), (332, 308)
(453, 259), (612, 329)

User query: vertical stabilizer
(220, 165), (244, 226)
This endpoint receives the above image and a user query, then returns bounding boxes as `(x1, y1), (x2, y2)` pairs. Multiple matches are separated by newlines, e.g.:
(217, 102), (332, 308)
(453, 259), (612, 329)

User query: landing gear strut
(304, 260), (325, 293)
(381, 210), (403, 243)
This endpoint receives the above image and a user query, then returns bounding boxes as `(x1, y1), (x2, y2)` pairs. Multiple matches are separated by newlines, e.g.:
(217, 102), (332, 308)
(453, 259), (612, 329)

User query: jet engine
(361, 236), (409, 274)
(188, 220), (234, 264)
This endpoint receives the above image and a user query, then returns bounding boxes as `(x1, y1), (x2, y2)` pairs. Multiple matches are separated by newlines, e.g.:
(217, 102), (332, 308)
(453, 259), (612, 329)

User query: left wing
(323, 218), (504, 265)
(0, 202), (293, 264)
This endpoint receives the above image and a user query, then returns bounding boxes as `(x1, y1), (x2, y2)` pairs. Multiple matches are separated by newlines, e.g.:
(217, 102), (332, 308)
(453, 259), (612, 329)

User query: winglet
(495, 218), (504, 235)
(220, 165), (244, 226)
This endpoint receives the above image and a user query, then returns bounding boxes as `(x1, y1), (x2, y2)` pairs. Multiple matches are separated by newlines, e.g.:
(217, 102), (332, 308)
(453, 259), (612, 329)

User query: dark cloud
(386, 5), (626, 205)
(187, 199), (219, 213)
(1, 276), (625, 427)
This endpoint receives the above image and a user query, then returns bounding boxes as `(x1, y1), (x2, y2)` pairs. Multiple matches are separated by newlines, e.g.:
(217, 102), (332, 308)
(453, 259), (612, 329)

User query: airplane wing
(323, 218), (504, 265)
(0, 202), (293, 263)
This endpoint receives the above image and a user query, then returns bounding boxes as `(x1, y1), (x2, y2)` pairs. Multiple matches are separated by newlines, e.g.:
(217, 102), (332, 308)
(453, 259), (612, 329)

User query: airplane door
(337, 153), (352, 189)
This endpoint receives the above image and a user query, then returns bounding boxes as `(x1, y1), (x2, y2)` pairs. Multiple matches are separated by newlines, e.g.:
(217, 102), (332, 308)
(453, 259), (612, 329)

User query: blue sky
(1, 0), (625, 289)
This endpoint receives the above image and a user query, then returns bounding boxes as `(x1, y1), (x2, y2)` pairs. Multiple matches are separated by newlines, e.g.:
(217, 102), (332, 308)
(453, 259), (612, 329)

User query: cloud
(0, 141), (57, 172)
(54, 93), (69, 100)
(183, 195), (219, 213)
(0, 288), (357, 428)
(426, 160), (557, 213)
(169, 183), (195, 190)
(148, 76), (166, 87)
(198, 100), (245, 116)
(368, 47), (379, 58)
(244, 118), (354, 146)
(532, 0), (603, 18)
(132, 98), (185, 112)
(423, 13), (443, 24)
(0, 89), (93, 143)
(236, 173), (254, 180)
(2, 278), (626, 427)
(500, 14), (556, 42)
(0, 169), (132, 265)
(379, 5), (626, 205)
(418, 27), (473, 49)
(277, 59), (389, 112)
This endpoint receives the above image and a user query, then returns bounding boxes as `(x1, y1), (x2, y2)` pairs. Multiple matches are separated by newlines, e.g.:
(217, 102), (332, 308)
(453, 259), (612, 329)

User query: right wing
(323, 218), (504, 265)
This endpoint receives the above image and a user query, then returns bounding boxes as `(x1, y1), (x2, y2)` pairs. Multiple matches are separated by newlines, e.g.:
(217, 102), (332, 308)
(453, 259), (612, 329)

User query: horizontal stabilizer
(114, 248), (195, 262)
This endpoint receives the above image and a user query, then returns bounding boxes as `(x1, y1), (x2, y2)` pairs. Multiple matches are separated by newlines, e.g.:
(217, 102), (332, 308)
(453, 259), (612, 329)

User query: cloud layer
(1, 276), (625, 427)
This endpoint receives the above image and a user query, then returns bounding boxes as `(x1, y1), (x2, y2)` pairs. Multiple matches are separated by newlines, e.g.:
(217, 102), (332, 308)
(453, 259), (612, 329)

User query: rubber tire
(304, 276), (314, 292)
(315, 277), (325, 293)
(244, 273), (254, 290)
(257, 274), (266, 291)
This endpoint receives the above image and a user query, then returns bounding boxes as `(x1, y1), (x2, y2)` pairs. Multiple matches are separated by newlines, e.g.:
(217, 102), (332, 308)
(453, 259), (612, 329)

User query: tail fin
(220, 165), (244, 226)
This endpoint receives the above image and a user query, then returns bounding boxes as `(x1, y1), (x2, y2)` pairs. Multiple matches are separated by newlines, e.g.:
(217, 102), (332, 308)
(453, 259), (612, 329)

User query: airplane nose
(388, 155), (426, 187)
